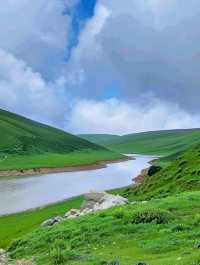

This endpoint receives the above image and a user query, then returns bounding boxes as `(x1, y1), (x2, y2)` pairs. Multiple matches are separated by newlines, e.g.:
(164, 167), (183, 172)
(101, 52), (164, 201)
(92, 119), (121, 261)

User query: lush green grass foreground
(5, 191), (200, 265)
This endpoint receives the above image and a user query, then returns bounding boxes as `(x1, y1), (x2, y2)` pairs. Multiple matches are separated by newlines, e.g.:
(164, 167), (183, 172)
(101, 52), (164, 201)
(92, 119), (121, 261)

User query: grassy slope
(0, 109), (124, 170)
(77, 134), (121, 145)
(0, 188), (126, 250)
(122, 142), (200, 201)
(2, 142), (200, 264)
(103, 129), (200, 156)
(5, 191), (200, 265)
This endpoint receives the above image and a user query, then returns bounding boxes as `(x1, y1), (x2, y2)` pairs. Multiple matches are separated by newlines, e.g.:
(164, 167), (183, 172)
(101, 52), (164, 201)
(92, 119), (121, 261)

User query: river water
(0, 154), (159, 216)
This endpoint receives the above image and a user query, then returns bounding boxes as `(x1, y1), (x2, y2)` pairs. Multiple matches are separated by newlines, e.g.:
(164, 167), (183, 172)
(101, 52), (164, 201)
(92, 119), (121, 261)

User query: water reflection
(0, 154), (159, 216)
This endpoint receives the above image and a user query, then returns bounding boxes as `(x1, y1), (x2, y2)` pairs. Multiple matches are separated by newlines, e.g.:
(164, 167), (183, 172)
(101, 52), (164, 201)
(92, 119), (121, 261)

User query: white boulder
(93, 194), (129, 212)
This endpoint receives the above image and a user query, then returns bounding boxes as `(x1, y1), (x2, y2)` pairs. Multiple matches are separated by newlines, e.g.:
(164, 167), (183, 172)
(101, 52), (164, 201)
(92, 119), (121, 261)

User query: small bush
(131, 209), (168, 224)
(108, 260), (120, 265)
(148, 166), (162, 177)
(171, 224), (187, 232)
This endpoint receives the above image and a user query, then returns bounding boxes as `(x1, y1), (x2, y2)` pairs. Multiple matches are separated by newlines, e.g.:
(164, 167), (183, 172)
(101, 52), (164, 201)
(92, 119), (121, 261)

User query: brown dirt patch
(0, 157), (134, 177)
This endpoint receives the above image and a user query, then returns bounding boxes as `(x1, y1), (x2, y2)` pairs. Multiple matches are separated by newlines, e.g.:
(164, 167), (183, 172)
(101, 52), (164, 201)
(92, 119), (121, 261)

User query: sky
(1, 0), (200, 135)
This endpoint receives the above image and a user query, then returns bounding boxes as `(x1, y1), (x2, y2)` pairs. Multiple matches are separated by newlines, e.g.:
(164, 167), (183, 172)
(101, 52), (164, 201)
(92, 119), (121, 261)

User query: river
(0, 154), (159, 216)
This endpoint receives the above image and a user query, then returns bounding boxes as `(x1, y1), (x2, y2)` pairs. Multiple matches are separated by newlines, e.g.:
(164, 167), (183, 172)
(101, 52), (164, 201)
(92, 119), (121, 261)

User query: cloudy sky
(1, 0), (200, 135)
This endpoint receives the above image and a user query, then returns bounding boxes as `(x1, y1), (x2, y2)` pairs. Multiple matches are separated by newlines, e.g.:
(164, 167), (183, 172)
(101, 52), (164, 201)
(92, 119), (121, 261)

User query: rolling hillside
(122, 142), (200, 201)
(78, 129), (200, 156)
(77, 134), (121, 144)
(0, 109), (124, 170)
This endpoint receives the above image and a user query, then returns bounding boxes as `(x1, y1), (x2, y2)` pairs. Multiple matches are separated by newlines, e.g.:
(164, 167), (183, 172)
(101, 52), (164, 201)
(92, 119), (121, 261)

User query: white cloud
(68, 98), (200, 135)
(0, 0), (79, 80)
(0, 49), (67, 126)
(72, 3), (111, 62)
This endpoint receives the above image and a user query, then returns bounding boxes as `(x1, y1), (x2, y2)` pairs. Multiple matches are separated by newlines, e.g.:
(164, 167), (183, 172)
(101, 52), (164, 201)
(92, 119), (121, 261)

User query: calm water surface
(0, 154), (159, 216)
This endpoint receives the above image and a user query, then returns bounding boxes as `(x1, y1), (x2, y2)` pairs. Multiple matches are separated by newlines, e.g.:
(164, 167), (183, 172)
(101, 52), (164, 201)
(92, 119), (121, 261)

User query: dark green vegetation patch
(147, 166), (162, 176)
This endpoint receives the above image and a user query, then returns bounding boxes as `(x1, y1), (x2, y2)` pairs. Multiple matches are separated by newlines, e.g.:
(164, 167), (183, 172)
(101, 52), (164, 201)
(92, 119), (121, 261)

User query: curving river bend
(0, 154), (159, 216)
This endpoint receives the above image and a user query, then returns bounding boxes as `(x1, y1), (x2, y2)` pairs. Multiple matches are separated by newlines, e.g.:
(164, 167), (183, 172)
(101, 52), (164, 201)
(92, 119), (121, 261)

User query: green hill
(79, 129), (200, 156)
(5, 190), (200, 265)
(122, 142), (200, 201)
(0, 109), (124, 170)
(2, 138), (200, 264)
(77, 134), (121, 144)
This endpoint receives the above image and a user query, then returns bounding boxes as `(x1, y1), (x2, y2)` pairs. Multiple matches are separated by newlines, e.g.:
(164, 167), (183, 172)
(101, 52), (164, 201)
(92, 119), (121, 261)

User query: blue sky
(64, 0), (97, 60)
(1, 0), (200, 135)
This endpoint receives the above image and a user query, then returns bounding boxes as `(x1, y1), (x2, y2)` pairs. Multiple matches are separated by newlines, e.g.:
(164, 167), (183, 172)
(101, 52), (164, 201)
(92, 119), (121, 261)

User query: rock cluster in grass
(40, 190), (130, 227)
(40, 216), (62, 228)
(0, 249), (11, 263)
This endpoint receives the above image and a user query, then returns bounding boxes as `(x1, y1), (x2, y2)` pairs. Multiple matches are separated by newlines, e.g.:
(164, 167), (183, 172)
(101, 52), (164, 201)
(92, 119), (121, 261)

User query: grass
(0, 189), (126, 250)
(0, 109), (124, 170)
(77, 134), (121, 145)
(79, 129), (200, 156)
(5, 191), (200, 265)
(121, 142), (200, 202)
(0, 151), (124, 171)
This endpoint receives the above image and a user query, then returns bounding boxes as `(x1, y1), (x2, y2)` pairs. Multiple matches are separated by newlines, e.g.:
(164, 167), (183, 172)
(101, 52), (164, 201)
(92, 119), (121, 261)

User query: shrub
(148, 166), (162, 177)
(108, 260), (120, 265)
(171, 224), (187, 232)
(131, 209), (168, 224)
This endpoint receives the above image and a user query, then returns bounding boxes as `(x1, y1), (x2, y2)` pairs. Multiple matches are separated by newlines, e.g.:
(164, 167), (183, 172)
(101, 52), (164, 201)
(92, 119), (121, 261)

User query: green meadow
(3, 190), (200, 265)
(2, 110), (200, 264)
(79, 129), (200, 156)
(0, 151), (124, 171)
(122, 142), (200, 201)
(0, 109), (124, 171)
(77, 134), (121, 145)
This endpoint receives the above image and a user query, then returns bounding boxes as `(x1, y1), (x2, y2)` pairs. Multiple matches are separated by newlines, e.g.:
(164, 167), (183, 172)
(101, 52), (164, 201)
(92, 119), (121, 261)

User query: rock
(130, 202), (137, 205)
(80, 190), (107, 211)
(41, 216), (62, 227)
(67, 215), (76, 219)
(54, 216), (62, 222)
(93, 194), (129, 212)
(182, 251), (191, 255)
(0, 249), (5, 255)
(65, 209), (81, 218)
(81, 208), (93, 214)
(133, 262), (146, 265)
(140, 201), (148, 203)
(41, 219), (55, 228)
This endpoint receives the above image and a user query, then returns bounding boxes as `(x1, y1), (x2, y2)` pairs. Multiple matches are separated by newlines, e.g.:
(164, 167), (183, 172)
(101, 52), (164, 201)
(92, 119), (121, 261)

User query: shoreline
(0, 156), (160, 218)
(131, 159), (159, 183)
(0, 156), (134, 177)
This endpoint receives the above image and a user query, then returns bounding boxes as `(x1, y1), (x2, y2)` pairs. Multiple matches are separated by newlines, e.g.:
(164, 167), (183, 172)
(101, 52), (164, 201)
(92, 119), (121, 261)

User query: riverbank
(0, 156), (133, 177)
(132, 159), (159, 183)
(0, 157), (156, 218)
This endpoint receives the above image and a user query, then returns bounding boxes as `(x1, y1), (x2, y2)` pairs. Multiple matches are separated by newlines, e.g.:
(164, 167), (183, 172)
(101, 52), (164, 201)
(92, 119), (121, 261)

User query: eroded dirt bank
(0, 157), (134, 177)
(132, 159), (159, 183)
